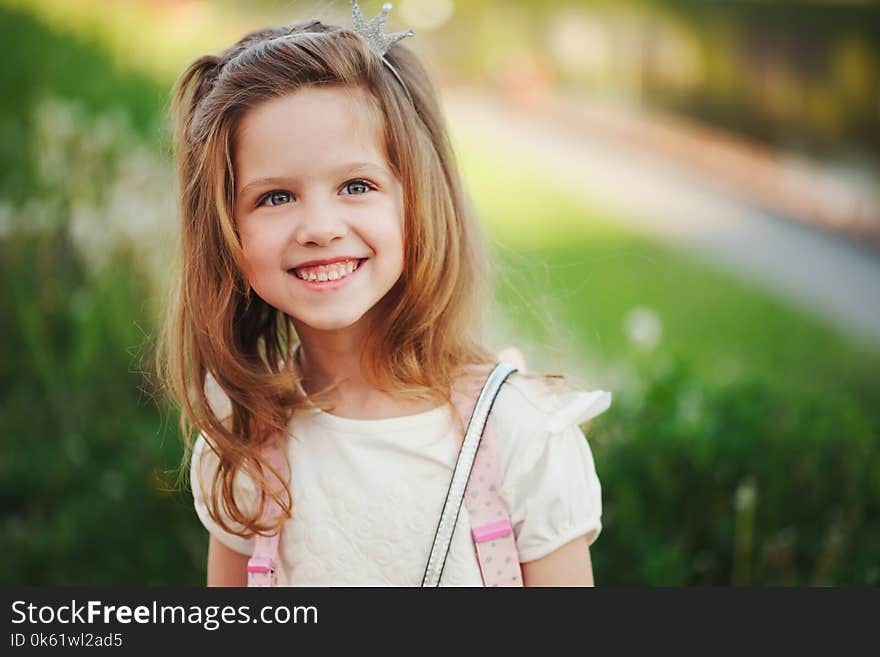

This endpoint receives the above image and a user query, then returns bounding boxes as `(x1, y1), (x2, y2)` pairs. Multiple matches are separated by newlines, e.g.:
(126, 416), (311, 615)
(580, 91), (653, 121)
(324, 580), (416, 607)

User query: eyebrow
(237, 162), (389, 199)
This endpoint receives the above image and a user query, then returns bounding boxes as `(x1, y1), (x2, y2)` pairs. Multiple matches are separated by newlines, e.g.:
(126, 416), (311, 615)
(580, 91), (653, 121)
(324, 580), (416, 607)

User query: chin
(294, 311), (367, 333)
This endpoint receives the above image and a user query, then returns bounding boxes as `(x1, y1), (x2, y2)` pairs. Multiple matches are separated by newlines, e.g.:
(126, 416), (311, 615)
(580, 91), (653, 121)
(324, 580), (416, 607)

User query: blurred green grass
(456, 138), (880, 402)
(1, 2), (877, 585)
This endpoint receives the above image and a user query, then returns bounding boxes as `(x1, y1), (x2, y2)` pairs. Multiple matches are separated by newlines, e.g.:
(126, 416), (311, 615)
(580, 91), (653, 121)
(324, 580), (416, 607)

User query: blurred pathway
(444, 90), (880, 347)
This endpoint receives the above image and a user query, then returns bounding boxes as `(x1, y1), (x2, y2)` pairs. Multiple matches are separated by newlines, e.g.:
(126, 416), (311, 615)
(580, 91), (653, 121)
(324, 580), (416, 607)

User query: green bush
(590, 354), (880, 585)
(0, 225), (203, 586)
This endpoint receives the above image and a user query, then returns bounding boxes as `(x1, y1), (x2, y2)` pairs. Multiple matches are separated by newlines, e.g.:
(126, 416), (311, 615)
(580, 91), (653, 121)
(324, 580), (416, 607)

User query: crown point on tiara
(350, 0), (414, 57)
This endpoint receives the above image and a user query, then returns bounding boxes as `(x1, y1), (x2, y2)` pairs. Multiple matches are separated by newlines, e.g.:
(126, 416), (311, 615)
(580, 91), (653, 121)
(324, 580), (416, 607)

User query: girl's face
(233, 86), (405, 336)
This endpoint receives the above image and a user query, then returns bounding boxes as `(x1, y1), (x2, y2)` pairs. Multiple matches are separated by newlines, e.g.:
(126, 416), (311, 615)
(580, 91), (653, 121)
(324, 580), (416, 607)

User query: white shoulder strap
(421, 362), (517, 587)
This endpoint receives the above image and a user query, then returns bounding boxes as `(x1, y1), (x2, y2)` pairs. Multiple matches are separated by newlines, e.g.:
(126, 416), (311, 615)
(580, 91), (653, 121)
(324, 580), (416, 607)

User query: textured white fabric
(190, 373), (611, 586)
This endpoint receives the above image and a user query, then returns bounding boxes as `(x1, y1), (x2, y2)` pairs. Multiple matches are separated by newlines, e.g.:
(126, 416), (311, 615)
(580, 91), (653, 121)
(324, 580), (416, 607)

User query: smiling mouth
(289, 258), (366, 282)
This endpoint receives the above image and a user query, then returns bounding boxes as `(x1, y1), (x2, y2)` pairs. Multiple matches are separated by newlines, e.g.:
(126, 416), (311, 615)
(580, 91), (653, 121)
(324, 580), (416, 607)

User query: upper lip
(289, 256), (365, 270)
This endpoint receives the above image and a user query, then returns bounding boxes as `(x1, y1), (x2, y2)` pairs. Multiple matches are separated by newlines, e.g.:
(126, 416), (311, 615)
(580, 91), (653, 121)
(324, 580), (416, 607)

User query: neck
(292, 322), (440, 420)
(294, 322), (372, 390)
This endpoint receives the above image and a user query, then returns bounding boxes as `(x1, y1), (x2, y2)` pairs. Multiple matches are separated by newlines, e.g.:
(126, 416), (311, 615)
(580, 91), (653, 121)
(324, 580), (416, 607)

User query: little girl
(159, 1), (611, 587)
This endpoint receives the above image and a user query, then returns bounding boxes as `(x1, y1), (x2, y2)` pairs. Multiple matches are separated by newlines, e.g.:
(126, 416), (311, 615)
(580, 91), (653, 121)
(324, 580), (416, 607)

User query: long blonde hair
(156, 20), (495, 537)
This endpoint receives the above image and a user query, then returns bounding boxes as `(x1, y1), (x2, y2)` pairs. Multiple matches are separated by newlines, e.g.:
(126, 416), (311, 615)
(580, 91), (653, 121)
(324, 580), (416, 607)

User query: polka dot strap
(422, 363), (522, 587)
(247, 439), (289, 588)
(453, 373), (524, 588)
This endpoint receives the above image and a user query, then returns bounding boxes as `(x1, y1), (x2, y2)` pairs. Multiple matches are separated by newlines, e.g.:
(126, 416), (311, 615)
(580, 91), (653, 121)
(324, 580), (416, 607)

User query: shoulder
(488, 373), (610, 558)
(488, 372), (611, 487)
(493, 372), (612, 436)
(190, 433), (259, 502)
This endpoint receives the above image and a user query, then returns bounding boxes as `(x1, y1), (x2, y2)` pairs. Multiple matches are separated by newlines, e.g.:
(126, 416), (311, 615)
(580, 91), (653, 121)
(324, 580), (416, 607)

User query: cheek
(239, 229), (280, 283)
(240, 224), (270, 261)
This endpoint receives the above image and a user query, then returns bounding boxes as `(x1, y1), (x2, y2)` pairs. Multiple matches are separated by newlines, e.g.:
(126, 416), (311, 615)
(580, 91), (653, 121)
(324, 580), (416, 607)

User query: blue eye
(342, 179), (374, 195)
(258, 191), (292, 207)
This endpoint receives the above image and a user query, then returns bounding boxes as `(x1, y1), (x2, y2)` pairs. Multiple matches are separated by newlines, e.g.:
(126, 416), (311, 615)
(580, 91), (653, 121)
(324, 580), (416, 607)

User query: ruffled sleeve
(494, 376), (611, 563)
(190, 434), (257, 556)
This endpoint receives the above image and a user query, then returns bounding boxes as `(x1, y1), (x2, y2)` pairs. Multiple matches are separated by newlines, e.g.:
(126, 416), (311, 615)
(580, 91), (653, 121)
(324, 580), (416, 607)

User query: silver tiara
(285, 2), (414, 58)
(286, 2), (415, 97)
(350, 1), (414, 58)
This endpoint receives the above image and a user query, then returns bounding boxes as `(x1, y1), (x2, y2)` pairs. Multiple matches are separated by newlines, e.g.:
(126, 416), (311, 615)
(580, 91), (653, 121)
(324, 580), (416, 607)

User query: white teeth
(294, 258), (361, 282)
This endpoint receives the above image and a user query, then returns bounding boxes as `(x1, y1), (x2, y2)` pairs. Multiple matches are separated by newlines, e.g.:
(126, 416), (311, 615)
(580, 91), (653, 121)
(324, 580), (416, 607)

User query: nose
(294, 197), (347, 247)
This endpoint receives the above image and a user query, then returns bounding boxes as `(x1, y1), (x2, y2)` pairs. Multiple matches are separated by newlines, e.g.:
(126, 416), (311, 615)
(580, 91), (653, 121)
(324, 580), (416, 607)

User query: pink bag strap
(454, 370), (523, 587)
(247, 438), (289, 587)
(422, 360), (523, 587)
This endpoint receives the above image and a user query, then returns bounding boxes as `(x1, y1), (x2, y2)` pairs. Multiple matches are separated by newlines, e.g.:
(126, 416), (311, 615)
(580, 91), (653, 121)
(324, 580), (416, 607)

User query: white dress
(190, 373), (611, 586)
